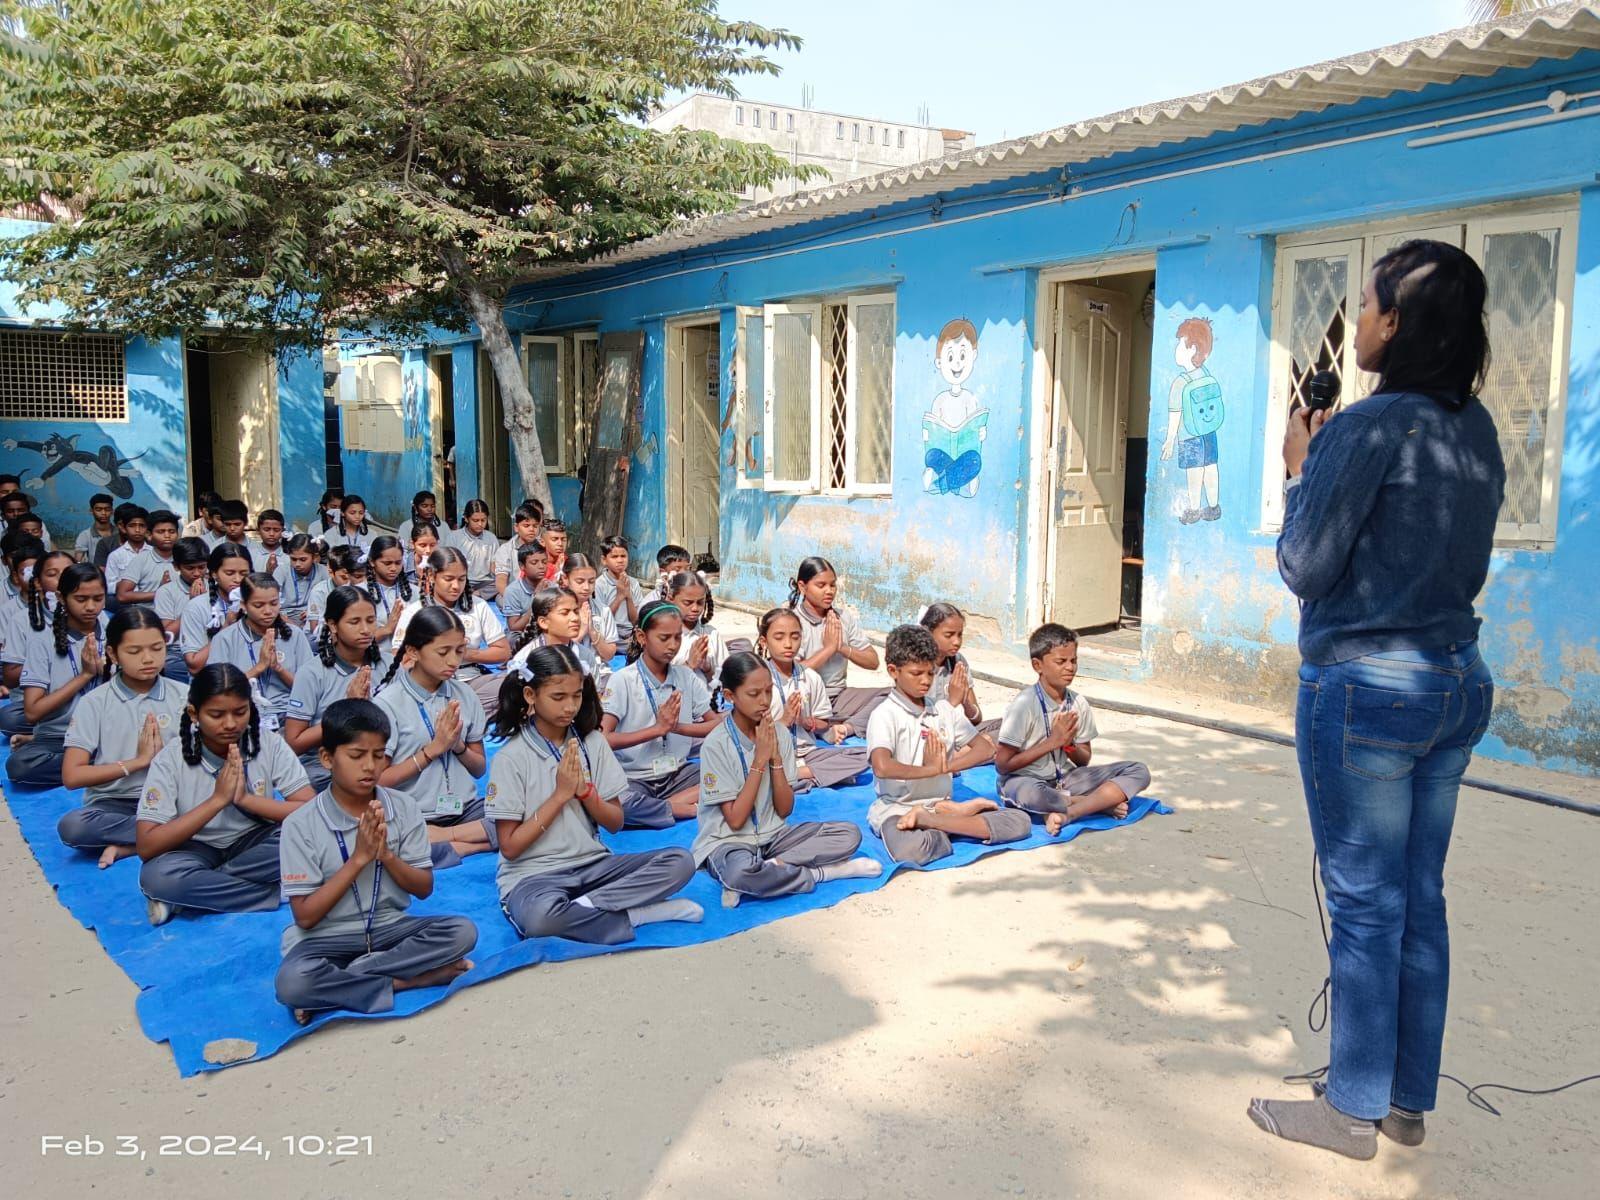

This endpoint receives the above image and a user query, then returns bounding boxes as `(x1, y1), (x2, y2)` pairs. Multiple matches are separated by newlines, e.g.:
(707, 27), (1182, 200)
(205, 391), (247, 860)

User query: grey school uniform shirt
(865, 690), (977, 830)
(285, 654), (371, 765)
(765, 660), (831, 753)
(995, 685), (1099, 783)
(600, 660), (711, 779)
(498, 575), (537, 621)
(693, 718), (800, 865)
(447, 528), (499, 585)
(278, 787), (434, 952)
(277, 564), (327, 622)
(64, 673), (188, 805)
(129, 549), (177, 595)
(178, 592), (229, 654)
(595, 572), (644, 639)
(154, 579), (199, 625)
(136, 732), (310, 848)
(373, 668), (487, 819)
(485, 728), (628, 898)
(928, 653), (971, 708)
(207, 620), (315, 725)
(794, 603), (872, 697)
(19, 619), (110, 739)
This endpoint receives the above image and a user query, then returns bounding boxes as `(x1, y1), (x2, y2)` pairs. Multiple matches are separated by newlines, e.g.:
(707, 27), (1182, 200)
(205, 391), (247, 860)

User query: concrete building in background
(648, 93), (975, 201)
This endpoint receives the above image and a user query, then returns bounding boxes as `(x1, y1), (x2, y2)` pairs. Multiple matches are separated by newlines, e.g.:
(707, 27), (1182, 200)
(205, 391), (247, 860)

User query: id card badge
(650, 754), (680, 778)
(260, 711), (282, 734)
(435, 792), (465, 817)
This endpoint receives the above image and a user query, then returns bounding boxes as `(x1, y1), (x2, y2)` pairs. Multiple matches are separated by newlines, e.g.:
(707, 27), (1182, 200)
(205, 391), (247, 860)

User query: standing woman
(1250, 241), (1503, 1159)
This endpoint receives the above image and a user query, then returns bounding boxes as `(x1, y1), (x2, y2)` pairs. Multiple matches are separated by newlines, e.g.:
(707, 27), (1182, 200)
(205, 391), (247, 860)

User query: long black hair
(919, 602), (964, 669)
(282, 533), (321, 575)
(365, 535), (413, 604)
(756, 606), (802, 659)
(408, 490), (437, 529)
(625, 599), (682, 664)
(338, 493), (369, 537)
(180, 663), (261, 765)
(511, 584), (581, 655)
(419, 546), (473, 613)
(315, 488), (343, 533)
(374, 604), (466, 692)
(238, 572), (293, 640)
(494, 645), (603, 741)
(1369, 239), (1490, 407)
(27, 548), (73, 632)
(664, 569), (713, 623)
(205, 542), (255, 608)
(317, 585), (384, 669)
(103, 605), (166, 681)
(718, 650), (769, 693)
(52, 562), (106, 657)
(787, 556), (835, 607)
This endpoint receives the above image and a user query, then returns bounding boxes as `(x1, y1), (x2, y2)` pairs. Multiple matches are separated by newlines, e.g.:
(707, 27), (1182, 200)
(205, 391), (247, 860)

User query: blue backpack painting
(1180, 372), (1225, 437)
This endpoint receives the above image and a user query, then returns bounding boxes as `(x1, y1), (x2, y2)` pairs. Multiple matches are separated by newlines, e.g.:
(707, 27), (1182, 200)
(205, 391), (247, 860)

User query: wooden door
(683, 325), (722, 559)
(1047, 284), (1131, 629)
(208, 343), (280, 514)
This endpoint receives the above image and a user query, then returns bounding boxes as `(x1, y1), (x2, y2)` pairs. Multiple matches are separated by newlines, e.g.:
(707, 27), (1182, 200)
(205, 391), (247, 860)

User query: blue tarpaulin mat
(0, 739), (1168, 1075)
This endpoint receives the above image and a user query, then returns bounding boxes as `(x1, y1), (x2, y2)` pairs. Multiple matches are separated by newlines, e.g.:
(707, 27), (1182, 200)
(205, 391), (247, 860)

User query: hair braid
(374, 651), (405, 694)
(27, 584), (47, 632)
(180, 710), (201, 765)
(52, 599), (69, 657)
(397, 572), (413, 603)
(242, 701), (262, 761)
(318, 623), (335, 668)
(272, 613), (292, 641)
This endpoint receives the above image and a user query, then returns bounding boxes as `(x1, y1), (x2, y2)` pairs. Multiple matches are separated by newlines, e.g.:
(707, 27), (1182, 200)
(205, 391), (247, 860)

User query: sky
(707, 0), (1479, 145)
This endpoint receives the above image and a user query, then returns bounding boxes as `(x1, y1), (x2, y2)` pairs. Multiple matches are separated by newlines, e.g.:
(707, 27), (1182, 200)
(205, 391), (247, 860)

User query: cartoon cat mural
(4, 433), (145, 499)
(923, 318), (988, 499)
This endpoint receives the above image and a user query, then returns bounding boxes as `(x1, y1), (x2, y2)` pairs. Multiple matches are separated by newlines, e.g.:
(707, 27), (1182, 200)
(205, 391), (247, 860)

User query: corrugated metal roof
(528, 1), (1600, 283)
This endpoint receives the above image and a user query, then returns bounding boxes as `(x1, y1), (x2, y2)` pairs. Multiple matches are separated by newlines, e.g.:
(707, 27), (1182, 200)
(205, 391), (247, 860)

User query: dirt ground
(3, 621), (1597, 1200)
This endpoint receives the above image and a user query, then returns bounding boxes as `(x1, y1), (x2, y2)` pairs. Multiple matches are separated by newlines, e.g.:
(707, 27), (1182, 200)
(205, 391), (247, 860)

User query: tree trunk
(441, 248), (554, 513)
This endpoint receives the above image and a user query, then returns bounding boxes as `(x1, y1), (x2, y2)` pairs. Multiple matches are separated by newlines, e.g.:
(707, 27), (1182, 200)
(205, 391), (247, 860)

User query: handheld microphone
(1307, 371), (1340, 413)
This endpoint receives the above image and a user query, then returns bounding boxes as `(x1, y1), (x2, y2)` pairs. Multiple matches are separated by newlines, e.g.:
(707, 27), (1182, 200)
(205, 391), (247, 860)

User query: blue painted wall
(276, 347), (326, 527)
(470, 53), (1600, 773)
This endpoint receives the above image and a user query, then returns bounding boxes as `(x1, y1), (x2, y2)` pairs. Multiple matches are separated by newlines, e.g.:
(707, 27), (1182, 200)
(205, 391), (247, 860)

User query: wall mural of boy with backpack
(1159, 316), (1225, 524)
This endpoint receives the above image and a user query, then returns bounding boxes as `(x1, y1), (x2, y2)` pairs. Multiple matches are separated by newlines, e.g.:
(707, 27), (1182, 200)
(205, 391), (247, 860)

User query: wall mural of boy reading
(923, 318), (989, 498)
(1159, 317), (1225, 524)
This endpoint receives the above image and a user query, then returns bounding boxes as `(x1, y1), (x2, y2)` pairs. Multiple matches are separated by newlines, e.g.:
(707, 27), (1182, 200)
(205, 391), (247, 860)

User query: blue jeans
(1296, 643), (1493, 1120)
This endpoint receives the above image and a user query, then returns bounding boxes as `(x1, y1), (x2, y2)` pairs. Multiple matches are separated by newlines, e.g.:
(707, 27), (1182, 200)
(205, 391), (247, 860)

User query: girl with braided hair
(403, 521), (440, 585)
(364, 535), (411, 645)
(5, 563), (109, 787)
(59, 607), (186, 866)
(0, 533), (47, 737)
(283, 586), (384, 791)
(390, 546), (509, 717)
(276, 534), (326, 627)
(205, 572), (313, 732)
(134, 663), (314, 925)
(506, 586), (602, 682)
(177, 543), (254, 675)
(2, 548), (71, 697)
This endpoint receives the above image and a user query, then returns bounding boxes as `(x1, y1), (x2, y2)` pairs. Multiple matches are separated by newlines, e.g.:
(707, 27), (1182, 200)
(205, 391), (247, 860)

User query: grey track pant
(703, 821), (863, 899)
(139, 822), (283, 914)
(876, 807), (1031, 866)
(275, 915), (479, 1014)
(800, 745), (872, 788)
(58, 796), (137, 850)
(501, 848), (695, 945)
(999, 761), (1151, 814)
(620, 762), (701, 830)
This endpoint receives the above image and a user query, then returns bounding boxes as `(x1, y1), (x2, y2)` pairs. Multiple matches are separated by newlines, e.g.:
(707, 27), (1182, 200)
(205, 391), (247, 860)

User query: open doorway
(476, 347), (510, 535)
(664, 316), (722, 563)
(1034, 263), (1154, 648)
(185, 336), (281, 515)
(429, 350), (456, 525)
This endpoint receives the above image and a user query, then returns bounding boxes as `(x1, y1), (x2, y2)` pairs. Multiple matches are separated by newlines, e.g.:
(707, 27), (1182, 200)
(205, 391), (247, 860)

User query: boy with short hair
(181, 490), (220, 540)
(75, 494), (115, 562)
(491, 502), (544, 597)
(645, 544), (691, 604)
(0, 492), (51, 550)
(218, 499), (252, 556)
(497, 543), (549, 632)
(995, 624), (1150, 834)
(540, 519), (569, 583)
(198, 496), (227, 548)
(865, 624), (1029, 865)
(251, 509), (288, 578)
(275, 699), (477, 1023)
(103, 503), (150, 594)
(118, 509), (180, 605)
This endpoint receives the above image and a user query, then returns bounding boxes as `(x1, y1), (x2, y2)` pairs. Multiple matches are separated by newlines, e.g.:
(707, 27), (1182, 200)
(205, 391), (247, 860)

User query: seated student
(392, 547), (509, 715)
(180, 491), (222, 544)
(756, 607), (870, 788)
(600, 600), (718, 829)
(275, 699), (477, 1024)
(506, 586), (602, 681)
(310, 488), (344, 543)
(865, 624), (1029, 866)
(561, 553), (617, 669)
(695, 653), (880, 903)
(217, 499), (255, 561)
(75, 493), (115, 563)
(118, 509), (180, 608)
(920, 602), (1001, 760)
(1, 542), (62, 727)
(373, 605), (494, 865)
(789, 555), (887, 734)
(305, 544), (365, 636)
(135, 664), (315, 925)
(364, 535), (412, 648)
(12, 508), (52, 558)
(446, 499), (499, 600)
(6, 563), (110, 787)
(276, 533), (327, 628)
(0, 527), (42, 611)
(154, 537), (210, 682)
(102, 503), (150, 601)
(596, 535), (644, 644)
(539, 519), (569, 584)
(249, 508), (289, 576)
(177, 543), (256, 676)
(994, 623), (1150, 833)
(284, 586), (383, 792)
(497, 543), (550, 634)
(396, 490), (450, 549)
(403, 520), (440, 585)
(491, 502), (544, 599)
(644, 544), (691, 605)
(663, 570), (726, 688)
(1, 491), (52, 550)
(204, 572), (313, 733)
(488, 646), (703, 943)
(321, 494), (372, 556)
(60, 607), (187, 867)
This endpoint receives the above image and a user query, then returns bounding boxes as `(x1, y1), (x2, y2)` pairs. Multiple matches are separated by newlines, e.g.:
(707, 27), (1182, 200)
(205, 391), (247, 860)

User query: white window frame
(1261, 201), (1577, 547)
(762, 302), (822, 494)
(520, 334), (572, 476)
(571, 329), (599, 470)
(733, 305), (764, 490)
(842, 292), (896, 496)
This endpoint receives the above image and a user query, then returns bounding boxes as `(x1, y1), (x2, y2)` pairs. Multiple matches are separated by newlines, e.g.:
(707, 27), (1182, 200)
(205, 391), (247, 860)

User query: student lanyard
(1034, 684), (1069, 785)
(290, 569), (309, 606)
(330, 825), (384, 954)
(414, 694), (456, 791)
(635, 662), (675, 749)
(374, 582), (397, 621)
(725, 717), (761, 837)
(527, 726), (593, 779)
(769, 663), (803, 735)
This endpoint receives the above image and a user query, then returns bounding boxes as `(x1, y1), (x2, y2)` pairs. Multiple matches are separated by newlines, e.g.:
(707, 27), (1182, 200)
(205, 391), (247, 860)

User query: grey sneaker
(1312, 1080), (1425, 1145)
(146, 896), (175, 927)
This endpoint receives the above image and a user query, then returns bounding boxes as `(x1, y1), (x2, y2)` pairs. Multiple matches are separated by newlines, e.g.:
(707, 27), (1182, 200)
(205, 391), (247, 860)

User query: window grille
(0, 330), (126, 422)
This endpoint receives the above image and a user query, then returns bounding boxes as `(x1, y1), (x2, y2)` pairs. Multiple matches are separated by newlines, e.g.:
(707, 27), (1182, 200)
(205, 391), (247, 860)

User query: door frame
(662, 312), (722, 551)
(427, 349), (453, 503)
(1025, 254), (1155, 632)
